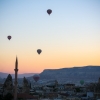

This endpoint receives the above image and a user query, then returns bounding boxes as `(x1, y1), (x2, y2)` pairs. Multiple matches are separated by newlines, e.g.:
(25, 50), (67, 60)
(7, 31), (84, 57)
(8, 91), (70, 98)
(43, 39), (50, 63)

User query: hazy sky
(0, 0), (100, 74)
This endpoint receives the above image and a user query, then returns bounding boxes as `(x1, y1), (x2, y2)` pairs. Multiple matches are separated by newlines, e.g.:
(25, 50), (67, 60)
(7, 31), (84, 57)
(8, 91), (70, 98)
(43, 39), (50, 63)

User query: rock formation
(22, 77), (30, 93)
(3, 74), (13, 95)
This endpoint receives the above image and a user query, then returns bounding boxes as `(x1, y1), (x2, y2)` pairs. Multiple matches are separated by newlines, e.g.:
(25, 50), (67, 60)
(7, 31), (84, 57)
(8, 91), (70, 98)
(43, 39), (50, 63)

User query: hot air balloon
(37, 49), (42, 54)
(47, 9), (52, 15)
(80, 80), (84, 85)
(33, 74), (40, 82)
(7, 35), (12, 40)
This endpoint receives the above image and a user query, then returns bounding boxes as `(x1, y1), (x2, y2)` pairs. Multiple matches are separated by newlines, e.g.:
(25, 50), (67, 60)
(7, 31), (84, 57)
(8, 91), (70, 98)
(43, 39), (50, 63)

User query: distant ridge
(0, 66), (100, 83)
(42, 65), (100, 70)
(0, 72), (39, 79)
(39, 65), (100, 83)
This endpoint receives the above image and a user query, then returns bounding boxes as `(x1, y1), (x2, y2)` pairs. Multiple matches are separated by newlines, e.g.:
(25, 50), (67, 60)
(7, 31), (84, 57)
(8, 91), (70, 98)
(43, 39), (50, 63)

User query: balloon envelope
(37, 49), (42, 54)
(7, 35), (11, 40)
(33, 74), (40, 82)
(80, 80), (84, 85)
(47, 9), (52, 15)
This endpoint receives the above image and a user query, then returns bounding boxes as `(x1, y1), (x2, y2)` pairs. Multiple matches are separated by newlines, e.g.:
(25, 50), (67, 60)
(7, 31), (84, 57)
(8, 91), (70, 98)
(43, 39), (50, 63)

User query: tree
(0, 95), (3, 100)
(3, 93), (13, 100)
(75, 88), (81, 92)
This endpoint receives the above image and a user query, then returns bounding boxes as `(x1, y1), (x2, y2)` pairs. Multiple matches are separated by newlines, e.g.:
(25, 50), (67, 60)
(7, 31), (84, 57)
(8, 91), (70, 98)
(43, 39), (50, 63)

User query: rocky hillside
(39, 66), (100, 83)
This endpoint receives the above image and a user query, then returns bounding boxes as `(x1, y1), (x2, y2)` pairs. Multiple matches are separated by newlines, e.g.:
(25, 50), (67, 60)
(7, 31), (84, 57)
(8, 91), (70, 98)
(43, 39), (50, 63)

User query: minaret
(14, 56), (18, 100)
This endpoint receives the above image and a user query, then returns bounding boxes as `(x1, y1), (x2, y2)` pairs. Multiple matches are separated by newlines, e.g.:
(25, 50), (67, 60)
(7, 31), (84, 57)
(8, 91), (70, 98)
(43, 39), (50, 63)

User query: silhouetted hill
(39, 66), (100, 83)
(1, 66), (100, 84)
(0, 72), (38, 79)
